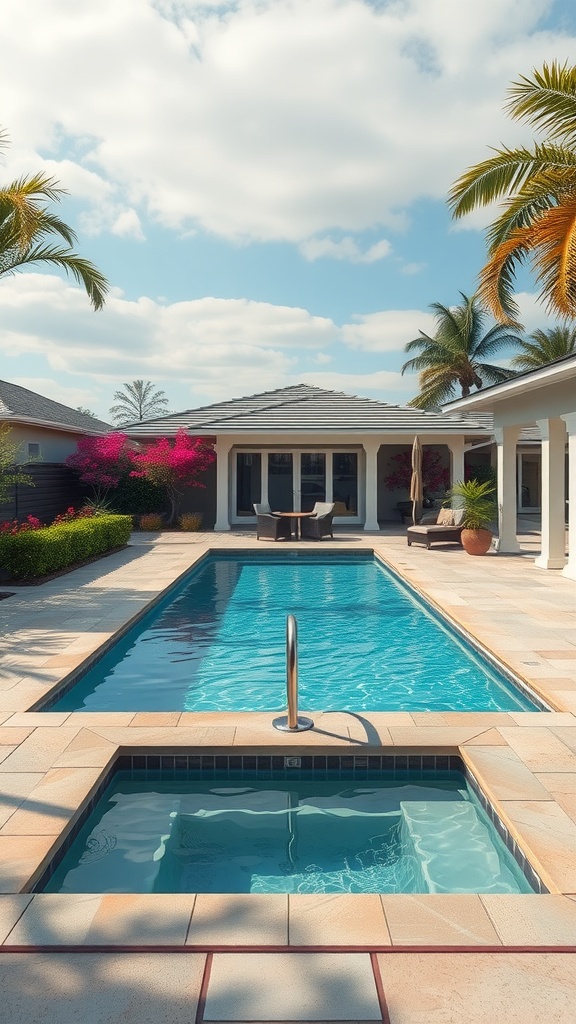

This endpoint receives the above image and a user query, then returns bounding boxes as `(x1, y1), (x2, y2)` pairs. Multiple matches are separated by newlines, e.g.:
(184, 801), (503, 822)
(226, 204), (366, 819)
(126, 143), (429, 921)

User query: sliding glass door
(268, 453), (294, 511)
(231, 448), (362, 523)
(300, 453), (326, 511)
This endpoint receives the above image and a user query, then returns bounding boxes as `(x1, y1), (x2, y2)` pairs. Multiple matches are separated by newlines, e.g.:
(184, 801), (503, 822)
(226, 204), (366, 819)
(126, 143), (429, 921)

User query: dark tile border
(31, 752), (546, 895)
(464, 763), (548, 893)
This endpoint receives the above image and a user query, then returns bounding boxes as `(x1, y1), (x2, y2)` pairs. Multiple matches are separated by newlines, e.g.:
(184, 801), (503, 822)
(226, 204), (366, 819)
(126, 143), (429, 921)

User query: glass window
(333, 453), (358, 516)
(268, 453), (294, 511)
(300, 453), (326, 511)
(520, 453), (541, 509)
(236, 453), (261, 516)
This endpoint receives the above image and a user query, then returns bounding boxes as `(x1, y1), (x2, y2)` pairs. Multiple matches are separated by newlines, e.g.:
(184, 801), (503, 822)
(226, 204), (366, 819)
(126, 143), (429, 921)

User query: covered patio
(443, 354), (575, 581)
(126, 384), (492, 530)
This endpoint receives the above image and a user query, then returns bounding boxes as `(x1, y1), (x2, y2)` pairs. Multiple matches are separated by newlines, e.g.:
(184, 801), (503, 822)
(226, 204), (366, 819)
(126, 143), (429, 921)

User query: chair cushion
(436, 508), (455, 526)
(452, 508), (465, 526)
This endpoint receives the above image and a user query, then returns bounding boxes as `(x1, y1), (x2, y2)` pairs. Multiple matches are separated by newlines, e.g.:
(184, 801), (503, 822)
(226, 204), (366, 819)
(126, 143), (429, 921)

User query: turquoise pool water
(50, 553), (538, 712)
(44, 771), (534, 894)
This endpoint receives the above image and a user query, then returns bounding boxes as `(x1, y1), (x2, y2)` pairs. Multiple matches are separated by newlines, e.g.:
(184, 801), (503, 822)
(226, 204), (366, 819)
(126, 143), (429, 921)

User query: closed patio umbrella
(410, 435), (423, 526)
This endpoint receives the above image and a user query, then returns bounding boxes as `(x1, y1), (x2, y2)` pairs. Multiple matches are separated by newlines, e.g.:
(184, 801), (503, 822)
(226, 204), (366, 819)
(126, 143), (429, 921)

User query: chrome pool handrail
(273, 614), (313, 733)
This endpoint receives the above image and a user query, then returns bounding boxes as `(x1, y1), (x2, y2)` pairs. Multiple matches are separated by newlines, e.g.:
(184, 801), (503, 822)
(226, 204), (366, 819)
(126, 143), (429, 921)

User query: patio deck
(0, 525), (575, 1022)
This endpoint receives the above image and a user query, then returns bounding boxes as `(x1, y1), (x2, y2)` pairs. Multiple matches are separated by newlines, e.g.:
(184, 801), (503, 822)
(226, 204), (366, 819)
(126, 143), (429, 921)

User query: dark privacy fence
(1, 464), (87, 525)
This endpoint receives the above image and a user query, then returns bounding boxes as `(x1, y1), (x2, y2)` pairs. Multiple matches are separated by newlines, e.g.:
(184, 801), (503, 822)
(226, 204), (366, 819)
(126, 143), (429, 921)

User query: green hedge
(0, 514), (132, 581)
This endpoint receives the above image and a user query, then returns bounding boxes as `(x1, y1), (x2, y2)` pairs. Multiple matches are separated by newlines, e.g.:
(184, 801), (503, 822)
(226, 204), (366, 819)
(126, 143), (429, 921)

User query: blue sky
(1, 0), (576, 422)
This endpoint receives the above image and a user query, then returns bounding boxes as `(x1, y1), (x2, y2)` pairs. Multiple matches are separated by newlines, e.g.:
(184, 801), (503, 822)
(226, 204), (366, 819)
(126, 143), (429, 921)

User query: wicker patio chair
(253, 502), (274, 515)
(255, 513), (292, 541)
(301, 503), (335, 540)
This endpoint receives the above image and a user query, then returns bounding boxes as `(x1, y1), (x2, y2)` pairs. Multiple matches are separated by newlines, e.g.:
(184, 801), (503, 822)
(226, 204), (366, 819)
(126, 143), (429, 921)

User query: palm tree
(110, 380), (170, 425)
(449, 61), (576, 324)
(0, 132), (108, 311)
(401, 293), (521, 409)
(510, 324), (576, 370)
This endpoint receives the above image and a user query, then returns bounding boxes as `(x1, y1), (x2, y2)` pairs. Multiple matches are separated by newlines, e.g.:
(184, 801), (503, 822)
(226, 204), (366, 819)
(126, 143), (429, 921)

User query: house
(443, 354), (575, 580)
(125, 384), (493, 530)
(0, 379), (112, 523)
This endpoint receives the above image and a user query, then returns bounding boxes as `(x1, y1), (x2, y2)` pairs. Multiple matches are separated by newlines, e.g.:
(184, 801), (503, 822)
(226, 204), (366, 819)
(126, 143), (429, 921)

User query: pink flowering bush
(66, 433), (135, 502)
(130, 429), (215, 523)
(384, 448), (449, 497)
(52, 506), (95, 526)
(0, 515), (42, 535)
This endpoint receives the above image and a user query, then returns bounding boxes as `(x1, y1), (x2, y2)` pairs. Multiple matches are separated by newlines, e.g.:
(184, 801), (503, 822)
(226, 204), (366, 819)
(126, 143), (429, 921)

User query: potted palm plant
(449, 479), (497, 556)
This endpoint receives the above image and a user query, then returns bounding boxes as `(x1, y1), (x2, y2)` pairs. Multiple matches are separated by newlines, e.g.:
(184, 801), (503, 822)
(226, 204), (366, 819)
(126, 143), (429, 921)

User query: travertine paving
(0, 527), (575, 1022)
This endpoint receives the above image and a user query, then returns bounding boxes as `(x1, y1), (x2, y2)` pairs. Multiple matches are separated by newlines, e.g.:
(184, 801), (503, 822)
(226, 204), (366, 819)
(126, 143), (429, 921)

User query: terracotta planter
(461, 527), (493, 556)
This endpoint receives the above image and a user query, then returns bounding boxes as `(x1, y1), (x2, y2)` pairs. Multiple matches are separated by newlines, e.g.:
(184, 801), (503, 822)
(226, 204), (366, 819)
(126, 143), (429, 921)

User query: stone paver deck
(0, 526), (575, 1021)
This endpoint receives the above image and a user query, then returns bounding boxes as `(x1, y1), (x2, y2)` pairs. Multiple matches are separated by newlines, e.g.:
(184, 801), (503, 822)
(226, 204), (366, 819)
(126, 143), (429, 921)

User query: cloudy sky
(1, 0), (576, 421)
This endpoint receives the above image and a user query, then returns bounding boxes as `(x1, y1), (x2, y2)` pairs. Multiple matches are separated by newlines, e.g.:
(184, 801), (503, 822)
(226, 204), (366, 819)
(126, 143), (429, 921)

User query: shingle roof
(125, 384), (492, 437)
(0, 380), (112, 434)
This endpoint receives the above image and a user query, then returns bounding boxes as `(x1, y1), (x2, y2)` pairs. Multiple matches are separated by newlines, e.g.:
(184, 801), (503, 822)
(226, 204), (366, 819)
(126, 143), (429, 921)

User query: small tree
(384, 447), (450, 499)
(0, 424), (34, 506)
(65, 433), (135, 503)
(110, 380), (170, 425)
(130, 429), (215, 523)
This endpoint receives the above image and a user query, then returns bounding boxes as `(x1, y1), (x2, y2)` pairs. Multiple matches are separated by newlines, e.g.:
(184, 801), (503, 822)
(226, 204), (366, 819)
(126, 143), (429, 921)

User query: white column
(447, 438), (465, 488)
(561, 413), (576, 580)
(363, 441), (380, 531)
(494, 426), (521, 553)
(535, 417), (567, 570)
(213, 438), (232, 531)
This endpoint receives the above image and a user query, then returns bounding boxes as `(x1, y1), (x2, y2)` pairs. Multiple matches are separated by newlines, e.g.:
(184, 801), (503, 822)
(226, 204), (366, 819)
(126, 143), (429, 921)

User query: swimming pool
(43, 769), (534, 895)
(49, 552), (539, 712)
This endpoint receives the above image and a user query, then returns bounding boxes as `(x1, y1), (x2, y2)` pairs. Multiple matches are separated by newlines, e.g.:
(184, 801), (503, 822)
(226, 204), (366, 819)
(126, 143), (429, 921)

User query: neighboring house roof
(124, 384), (493, 438)
(456, 411), (541, 445)
(0, 380), (112, 435)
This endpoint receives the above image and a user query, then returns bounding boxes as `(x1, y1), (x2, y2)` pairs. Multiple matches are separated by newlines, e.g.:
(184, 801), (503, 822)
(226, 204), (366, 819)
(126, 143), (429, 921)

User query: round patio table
(273, 510), (315, 540)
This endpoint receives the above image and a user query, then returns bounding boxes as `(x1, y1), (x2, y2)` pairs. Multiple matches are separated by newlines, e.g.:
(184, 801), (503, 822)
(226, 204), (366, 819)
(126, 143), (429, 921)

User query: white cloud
(1, 0), (574, 246)
(110, 209), (146, 240)
(400, 261), (426, 276)
(513, 290), (563, 333)
(341, 309), (436, 352)
(0, 272), (429, 411)
(0, 274), (338, 410)
(300, 235), (391, 263)
(300, 370), (413, 397)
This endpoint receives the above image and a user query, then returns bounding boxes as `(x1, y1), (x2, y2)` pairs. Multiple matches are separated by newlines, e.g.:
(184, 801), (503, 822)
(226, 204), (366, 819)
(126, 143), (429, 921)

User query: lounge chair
(255, 513), (292, 541)
(406, 507), (465, 549)
(301, 502), (335, 540)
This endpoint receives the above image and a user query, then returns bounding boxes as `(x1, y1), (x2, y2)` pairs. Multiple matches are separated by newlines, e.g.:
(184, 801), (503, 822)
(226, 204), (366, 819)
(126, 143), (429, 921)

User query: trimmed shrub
(108, 474), (167, 515)
(179, 512), (203, 531)
(139, 513), (163, 531)
(0, 514), (132, 581)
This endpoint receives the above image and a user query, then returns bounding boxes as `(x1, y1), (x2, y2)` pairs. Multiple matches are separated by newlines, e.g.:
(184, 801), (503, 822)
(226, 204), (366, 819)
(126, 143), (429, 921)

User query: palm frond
(477, 227), (532, 323)
(527, 197), (576, 317)
(483, 166), (576, 254)
(510, 325), (576, 368)
(3, 243), (109, 311)
(472, 322), (524, 358)
(506, 61), (576, 145)
(475, 362), (517, 384)
(407, 375), (459, 409)
(448, 143), (576, 219)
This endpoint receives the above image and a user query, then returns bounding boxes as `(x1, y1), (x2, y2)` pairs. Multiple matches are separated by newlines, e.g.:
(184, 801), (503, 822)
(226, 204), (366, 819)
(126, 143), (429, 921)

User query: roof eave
(0, 414), (111, 435)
